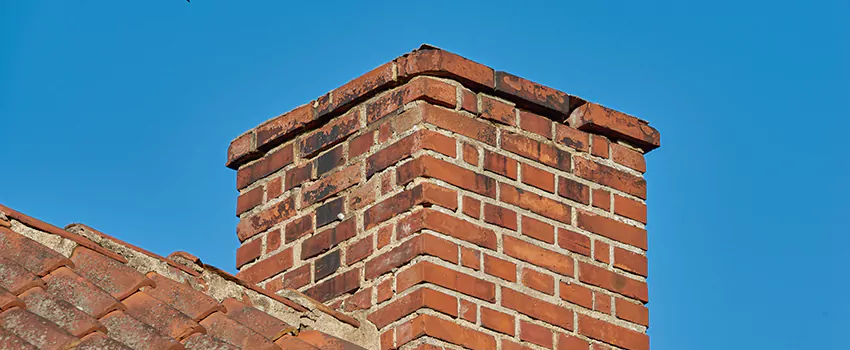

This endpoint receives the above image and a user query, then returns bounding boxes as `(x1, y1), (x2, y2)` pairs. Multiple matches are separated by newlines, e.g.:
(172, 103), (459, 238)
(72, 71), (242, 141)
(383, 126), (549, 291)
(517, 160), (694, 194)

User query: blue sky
(1, 1), (847, 348)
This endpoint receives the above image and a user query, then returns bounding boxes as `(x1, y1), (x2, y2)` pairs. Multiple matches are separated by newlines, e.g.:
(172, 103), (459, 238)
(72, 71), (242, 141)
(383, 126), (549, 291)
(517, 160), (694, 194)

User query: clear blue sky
(1, 1), (846, 348)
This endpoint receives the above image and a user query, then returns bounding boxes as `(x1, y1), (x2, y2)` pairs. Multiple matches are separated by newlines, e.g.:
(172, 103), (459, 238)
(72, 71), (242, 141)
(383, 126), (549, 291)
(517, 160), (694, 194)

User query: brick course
(228, 46), (659, 350)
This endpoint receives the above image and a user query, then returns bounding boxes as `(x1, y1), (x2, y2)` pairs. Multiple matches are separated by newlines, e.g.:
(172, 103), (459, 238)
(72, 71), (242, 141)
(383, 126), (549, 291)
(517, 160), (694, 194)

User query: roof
(0, 204), (369, 350)
(226, 44), (661, 170)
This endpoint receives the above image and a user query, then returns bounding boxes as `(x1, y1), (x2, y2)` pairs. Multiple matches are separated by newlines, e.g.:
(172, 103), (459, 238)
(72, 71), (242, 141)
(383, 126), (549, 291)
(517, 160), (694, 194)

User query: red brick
(614, 194), (647, 223)
(304, 268), (360, 303)
(558, 228), (591, 257)
(256, 104), (315, 149)
(610, 143), (646, 172)
(397, 156), (497, 199)
(574, 157), (646, 199)
(500, 183), (571, 224)
(560, 281), (593, 309)
(502, 287), (574, 331)
(236, 186), (263, 216)
(235, 238), (261, 269)
(380, 330), (394, 350)
(463, 196), (481, 219)
(366, 129), (456, 177)
(494, 71), (576, 116)
(576, 210), (647, 250)
(265, 229), (281, 253)
(461, 88), (478, 114)
(483, 203), (517, 230)
(463, 142), (479, 166)
(590, 135), (610, 158)
(558, 333), (590, 350)
(366, 77), (456, 123)
(236, 247), (293, 284)
(592, 188), (611, 211)
(483, 151), (518, 180)
(420, 103), (497, 146)
(377, 225), (393, 249)
(397, 48), (495, 89)
(480, 307), (515, 336)
(520, 111), (553, 138)
(380, 170), (395, 194)
(396, 261), (495, 302)
(364, 183), (457, 230)
(461, 246), (481, 271)
(502, 132), (570, 171)
(343, 287), (372, 312)
(595, 240), (611, 264)
(266, 176), (283, 200)
(301, 219), (356, 259)
(236, 143), (294, 189)
(319, 62), (394, 117)
(578, 262), (648, 302)
(349, 131), (375, 159)
(346, 235), (374, 265)
(460, 299), (477, 323)
(377, 277), (393, 304)
(284, 214), (314, 243)
(284, 163), (313, 191)
(522, 163), (555, 193)
(368, 287), (458, 328)
(395, 314), (496, 350)
(503, 235), (574, 276)
(616, 298), (649, 326)
(299, 108), (359, 158)
(483, 254), (516, 282)
(301, 163), (362, 206)
(521, 216), (555, 244)
(568, 102), (660, 152)
(397, 209), (497, 250)
(595, 291), (612, 314)
(577, 314), (649, 350)
(613, 248), (648, 277)
(347, 178), (377, 211)
(364, 233), (458, 279)
(502, 339), (535, 350)
(480, 95), (516, 125)
(520, 320), (553, 348)
(555, 123), (590, 152)
(236, 196), (297, 241)
(558, 177), (590, 206)
(521, 268), (555, 295)
(282, 264), (310, 289)
(227, 132), (255, 168)
(314, 250), (341, 281)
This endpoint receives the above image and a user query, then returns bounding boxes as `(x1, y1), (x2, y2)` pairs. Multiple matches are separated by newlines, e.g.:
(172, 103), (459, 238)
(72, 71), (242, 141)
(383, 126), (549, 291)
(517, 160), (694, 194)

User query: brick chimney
(227, 45), (660, 350)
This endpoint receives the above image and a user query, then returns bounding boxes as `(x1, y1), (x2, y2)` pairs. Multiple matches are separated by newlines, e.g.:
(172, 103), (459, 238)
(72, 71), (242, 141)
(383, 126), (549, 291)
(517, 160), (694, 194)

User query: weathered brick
(568, 102), (660, 152)
(282, 264), (310, 290)
(236, 186), (263, 216)
(574, 156), (646, 199)
(503, 235), (574, 276)
(463, 142), (479, 166)
(377, 225), (393, 250)
(236, 144), (294, 189)
(521, 268), (555, 295)
(397, 155), (497, 198)
(364, 183), (457, 230)
(284, 214), (314, 243)
(616, 298), (649, 326)
(300, 109), (359, 158)
(494, 71), (577, 116)
(558, 177), (590, 205)
(266, 176), (283, 200)
(380, 330), (393, 350)
(301, 163), (362, 206)
(395, 314), (496, 350)
(521, 215), (555, 244)
(555, 123), (590, 152)
(366, 77), (456, 123)
(461, 88), (478, 114)
(314, 250), (341, 281)
(364, 233), (458, 279)
(343, 287), (372, 312)
(558, 228), (591, 257)
(314, 144), (346, 177)
(592, 188), (611, 211)
(483, 254), (516, 282)
(420, 103), (497, 146)
(319, 62), (394, 117)
(595, 240), (611, 264)
(227, 132), (256, 168)
(462, 196), (481, 219)
(595, 291), (612, 314)
(576, 210), (646, 250)
(301, 219), (356, 259)
(346, 235), (373, 265)
(235, 238), (261, 269)
(377, 278), (393, 304)
(396, 261), (495, 302)
(502, 132), (570, 171)
(501, 287), (574, 331)
(578, 262), (648, 302)
(480, 95), (516, 126)
(368, 287), (458, 329)
(284, 163), (313, 191)
(591, 135), (610, 158)
(483, 203), (517, 231)
(304, 267), (360, 303)
(500, 184), (571, 224)
(611, 144), (646, 173)
(522, 163), (555, 193)
(577, 314), (649, 350)
(614, 194), (647, 223)
(461, 247), (481, 271)
(396, 209), (497, 250)
(397, 48), (495, 89)
(366, 129), (456, 177)
(265, 229), (282, 254)
(483, 151), (518, 180)
(460, 299), (477, 323)
(480, 307), (515, 336)
(520, 320), (553, 348)
(502, 339), (535, 350)
(315, 197), (344, 228)
(560, 281), (593, 309)
(349, 131), (375, 159)
(256, 104), (315, 149)
(520, 111), (552, 138)
(613, 248), (648, 277)
(236, 196), (296, 241)
(558, 333), (590, 350)
(236, 247), (293, 284)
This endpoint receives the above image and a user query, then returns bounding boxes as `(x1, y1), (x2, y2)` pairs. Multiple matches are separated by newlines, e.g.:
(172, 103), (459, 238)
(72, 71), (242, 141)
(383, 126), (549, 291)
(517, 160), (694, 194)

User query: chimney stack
(226, 45), (660, 350)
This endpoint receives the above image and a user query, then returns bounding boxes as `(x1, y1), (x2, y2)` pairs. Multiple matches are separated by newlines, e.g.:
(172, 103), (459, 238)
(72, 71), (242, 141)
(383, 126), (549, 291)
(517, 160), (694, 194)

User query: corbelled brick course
(229, 45), (660, 350)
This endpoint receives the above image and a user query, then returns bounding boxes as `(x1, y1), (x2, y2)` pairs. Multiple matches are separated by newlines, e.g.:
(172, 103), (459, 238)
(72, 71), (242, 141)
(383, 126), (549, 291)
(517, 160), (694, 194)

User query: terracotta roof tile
(0, 205), (368, 349)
